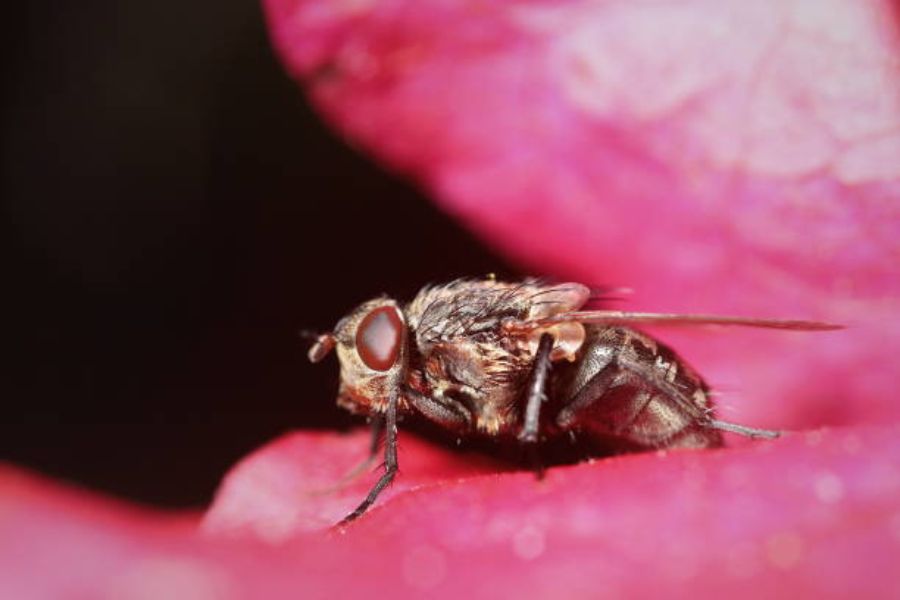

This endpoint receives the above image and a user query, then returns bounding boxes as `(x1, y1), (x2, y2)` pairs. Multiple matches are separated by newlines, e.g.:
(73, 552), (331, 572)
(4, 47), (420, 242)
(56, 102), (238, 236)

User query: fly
(306, 277), (841, 524)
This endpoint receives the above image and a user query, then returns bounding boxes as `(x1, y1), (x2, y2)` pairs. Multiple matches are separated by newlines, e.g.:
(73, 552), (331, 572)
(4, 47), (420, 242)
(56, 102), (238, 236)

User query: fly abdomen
(553, 327), (723, 450)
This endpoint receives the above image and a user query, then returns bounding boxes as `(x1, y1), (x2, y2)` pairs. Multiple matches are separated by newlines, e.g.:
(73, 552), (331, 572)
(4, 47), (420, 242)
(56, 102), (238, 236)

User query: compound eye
(355, 306), (404, 371)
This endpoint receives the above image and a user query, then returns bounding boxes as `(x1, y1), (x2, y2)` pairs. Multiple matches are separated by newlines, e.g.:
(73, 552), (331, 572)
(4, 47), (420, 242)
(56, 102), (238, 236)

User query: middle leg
(518, 333), (555, 477)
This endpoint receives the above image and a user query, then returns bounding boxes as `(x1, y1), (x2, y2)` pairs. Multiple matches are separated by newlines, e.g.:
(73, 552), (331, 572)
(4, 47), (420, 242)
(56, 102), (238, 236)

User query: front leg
(405, 387), (472, 432)
(518, 333), (555, 476)
(338, 389), (399, 525)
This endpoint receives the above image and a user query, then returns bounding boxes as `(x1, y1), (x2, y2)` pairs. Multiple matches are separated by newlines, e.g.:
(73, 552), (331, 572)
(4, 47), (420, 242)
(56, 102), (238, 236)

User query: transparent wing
(503, 310), (843, 332)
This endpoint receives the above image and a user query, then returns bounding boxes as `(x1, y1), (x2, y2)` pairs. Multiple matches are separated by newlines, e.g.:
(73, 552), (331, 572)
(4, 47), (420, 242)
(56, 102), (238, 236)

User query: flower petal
(262, 0), (900, 429)
(5, 426), (900, 598)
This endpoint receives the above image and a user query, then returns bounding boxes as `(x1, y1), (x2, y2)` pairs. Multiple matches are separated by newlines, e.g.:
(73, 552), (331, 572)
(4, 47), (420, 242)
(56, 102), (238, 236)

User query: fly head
(308, 297), (409, 416)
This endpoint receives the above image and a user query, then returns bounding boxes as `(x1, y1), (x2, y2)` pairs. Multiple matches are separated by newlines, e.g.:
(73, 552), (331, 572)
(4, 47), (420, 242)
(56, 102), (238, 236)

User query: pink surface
(5, 1), (900, 598)
(264, 0), (900, 431)
(3, 427), (900, 598)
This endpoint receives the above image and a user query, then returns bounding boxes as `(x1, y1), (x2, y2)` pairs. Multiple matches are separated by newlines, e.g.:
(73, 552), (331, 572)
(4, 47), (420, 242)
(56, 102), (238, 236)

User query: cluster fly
(307, 277), (840, 524)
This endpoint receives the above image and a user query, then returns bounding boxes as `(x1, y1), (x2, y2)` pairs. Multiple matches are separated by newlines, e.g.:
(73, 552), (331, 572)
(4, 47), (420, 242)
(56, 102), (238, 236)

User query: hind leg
(556, 351), (722, 449)
(706, 419), (780, 439)
(556, 363), (658, 440)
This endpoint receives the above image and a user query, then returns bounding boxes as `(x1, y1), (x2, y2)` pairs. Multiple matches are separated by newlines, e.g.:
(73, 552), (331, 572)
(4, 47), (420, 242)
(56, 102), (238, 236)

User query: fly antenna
(302, 331), (336, 363)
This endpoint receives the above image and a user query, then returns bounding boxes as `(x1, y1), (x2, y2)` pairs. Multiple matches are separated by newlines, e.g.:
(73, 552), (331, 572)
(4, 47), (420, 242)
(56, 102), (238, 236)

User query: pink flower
(4, 1), (900, 598)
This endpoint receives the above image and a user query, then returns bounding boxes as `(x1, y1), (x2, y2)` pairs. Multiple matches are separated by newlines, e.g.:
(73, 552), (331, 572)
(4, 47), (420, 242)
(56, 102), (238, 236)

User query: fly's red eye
(355, 306), (404, 371)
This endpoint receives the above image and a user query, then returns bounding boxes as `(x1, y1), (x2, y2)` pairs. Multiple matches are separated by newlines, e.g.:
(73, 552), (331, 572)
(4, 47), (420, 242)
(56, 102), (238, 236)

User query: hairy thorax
(405, 279), (586, 435)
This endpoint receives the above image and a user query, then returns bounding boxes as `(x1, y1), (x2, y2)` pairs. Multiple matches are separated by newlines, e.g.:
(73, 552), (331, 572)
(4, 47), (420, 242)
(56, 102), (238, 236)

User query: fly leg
(367, 416), (386, 455)
(341, 417), (385, 482)
(556, 347), (716, 448)
(704, 419), (780, 439)
(518, 333), (555, 477)
(405, 387), (471, 431)
(337, 389), (399, 525)
(558, 358), (776, 447)
(555, 362), (650, 434)
(615, 359), (780, 441)
(308, 417), (384, 497)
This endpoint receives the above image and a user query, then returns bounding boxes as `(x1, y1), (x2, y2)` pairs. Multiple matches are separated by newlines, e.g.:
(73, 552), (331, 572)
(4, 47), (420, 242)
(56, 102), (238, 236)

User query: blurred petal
(201, 430), (511, 537)
(5, 427), (900, 598)
(263, 0), (900, 428)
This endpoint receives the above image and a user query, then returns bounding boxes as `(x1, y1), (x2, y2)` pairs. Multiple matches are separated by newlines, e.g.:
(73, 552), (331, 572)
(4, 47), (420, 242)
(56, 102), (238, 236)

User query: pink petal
(6, 2), (900, 597)
(5, 427), (899, 598)
(201, 429), (511, 537)
(262, 0), (900, 429)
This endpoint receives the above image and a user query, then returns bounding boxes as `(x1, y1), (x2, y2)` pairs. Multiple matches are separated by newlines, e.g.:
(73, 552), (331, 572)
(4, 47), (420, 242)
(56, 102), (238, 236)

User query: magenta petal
(5, 1), (900, 597)
(262, 0), (900, 429)
(9, 427), (897, 598)
(202, 429), (511, 536)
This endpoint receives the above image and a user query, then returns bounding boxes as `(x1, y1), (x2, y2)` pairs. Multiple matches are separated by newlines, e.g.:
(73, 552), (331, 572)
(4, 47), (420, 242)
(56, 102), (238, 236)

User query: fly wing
(412, 280), (592, 343)
(525, 283), (592, 319)
(504, 310), (843, 333)
(519, 283), (591, 361)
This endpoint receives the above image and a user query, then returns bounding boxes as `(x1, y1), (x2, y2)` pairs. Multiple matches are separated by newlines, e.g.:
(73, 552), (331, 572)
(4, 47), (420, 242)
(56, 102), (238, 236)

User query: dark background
(2, 1), (510, 508)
